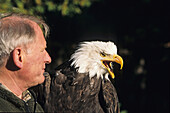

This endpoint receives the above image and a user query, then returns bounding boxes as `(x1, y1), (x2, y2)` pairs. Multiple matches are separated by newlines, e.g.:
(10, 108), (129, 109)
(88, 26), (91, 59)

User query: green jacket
(0, 86), (44, 112)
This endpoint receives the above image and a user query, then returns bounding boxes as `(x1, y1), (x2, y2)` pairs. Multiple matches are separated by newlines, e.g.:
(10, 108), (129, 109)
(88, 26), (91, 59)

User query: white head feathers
(70, 41), (118, 79)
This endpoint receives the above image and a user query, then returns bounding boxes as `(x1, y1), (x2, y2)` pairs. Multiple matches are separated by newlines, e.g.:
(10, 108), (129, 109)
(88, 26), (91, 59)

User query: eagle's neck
(70, 57), (106, 79)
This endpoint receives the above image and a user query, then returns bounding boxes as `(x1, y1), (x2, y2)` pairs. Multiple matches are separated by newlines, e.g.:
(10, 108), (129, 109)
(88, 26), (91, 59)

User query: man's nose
(45, 50), (51, 64)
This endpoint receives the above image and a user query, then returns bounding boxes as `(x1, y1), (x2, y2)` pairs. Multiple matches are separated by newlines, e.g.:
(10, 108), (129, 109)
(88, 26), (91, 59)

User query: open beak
(101, 54), (123, 79)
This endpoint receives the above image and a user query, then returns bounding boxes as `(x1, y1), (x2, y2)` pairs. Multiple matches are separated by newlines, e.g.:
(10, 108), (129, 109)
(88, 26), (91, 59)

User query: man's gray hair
(0, 13), (49, 66)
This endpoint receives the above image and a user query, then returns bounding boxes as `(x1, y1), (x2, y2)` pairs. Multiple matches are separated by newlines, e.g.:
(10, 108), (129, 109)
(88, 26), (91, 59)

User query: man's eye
(41, 49), (45, 52)
(41, 47), (47, 52)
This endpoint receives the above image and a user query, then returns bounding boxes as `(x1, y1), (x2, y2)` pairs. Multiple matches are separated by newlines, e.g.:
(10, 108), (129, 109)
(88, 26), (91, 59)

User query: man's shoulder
(0, 86), (25, 112)
(0, 95), (23, 112)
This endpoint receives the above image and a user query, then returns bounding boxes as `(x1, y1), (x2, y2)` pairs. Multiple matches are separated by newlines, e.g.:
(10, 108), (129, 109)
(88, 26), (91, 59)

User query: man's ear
(12, 47), (24, 68)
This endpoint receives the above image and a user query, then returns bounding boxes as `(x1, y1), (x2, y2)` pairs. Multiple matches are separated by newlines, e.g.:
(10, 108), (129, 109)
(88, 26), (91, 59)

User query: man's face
(21, 24), (51, 88)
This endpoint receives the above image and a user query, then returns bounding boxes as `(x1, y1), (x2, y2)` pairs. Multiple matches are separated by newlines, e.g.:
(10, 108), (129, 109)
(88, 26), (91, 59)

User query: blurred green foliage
(0, 0), (98, 16)
(120, 110), (128, 113)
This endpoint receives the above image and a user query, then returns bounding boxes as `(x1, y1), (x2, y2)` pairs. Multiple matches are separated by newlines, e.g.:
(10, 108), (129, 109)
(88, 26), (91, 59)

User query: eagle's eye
(100, 52), (106, 57)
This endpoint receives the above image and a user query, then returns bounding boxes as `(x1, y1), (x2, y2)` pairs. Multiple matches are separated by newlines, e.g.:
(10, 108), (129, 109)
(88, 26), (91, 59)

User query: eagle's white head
(70, 41), (123, 80)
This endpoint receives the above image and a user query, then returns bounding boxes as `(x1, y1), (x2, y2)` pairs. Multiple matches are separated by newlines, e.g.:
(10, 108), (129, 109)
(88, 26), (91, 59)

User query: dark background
(44, 0), (169, 113)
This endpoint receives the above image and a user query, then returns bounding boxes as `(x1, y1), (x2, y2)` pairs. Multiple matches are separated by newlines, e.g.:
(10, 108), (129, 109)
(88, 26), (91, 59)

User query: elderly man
(0, 13), (51, 112)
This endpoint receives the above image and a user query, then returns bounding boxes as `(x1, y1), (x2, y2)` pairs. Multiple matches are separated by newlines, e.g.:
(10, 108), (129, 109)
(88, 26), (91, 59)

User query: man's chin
(38, 74), (45, 84)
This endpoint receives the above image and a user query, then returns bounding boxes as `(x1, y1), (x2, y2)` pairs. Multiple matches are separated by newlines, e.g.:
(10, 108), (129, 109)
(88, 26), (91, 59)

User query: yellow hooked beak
(101, 54), (123, 79)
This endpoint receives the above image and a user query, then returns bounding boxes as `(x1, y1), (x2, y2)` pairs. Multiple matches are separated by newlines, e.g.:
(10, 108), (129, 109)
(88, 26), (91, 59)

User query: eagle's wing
(101, 80), (120, 113)
(45, 61), (105, 113)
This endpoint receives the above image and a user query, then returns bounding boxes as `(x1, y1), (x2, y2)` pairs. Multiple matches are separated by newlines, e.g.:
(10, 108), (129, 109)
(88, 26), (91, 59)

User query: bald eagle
(34, 41), (123, 113)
